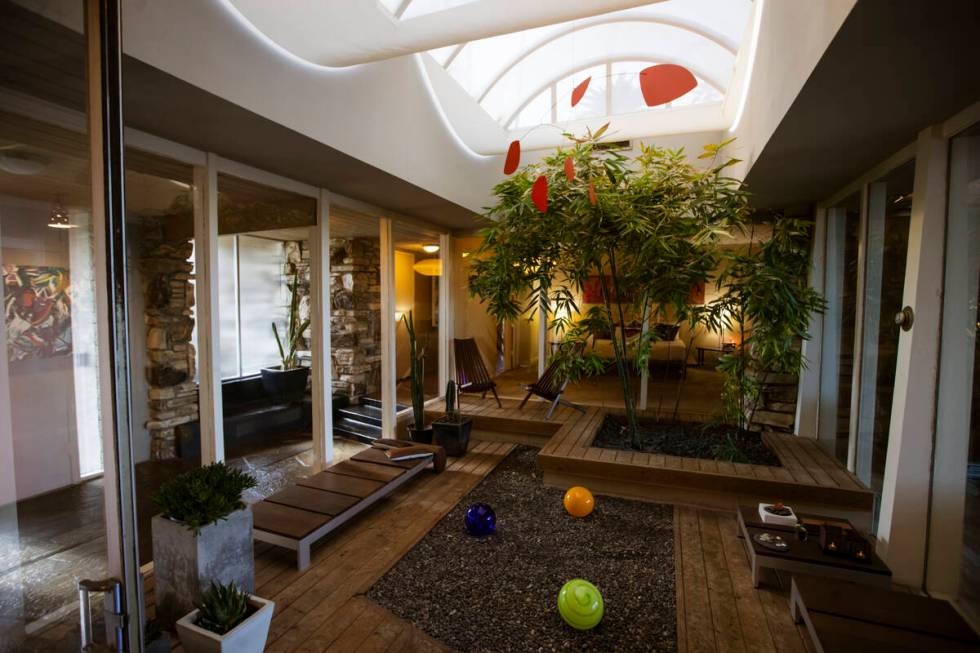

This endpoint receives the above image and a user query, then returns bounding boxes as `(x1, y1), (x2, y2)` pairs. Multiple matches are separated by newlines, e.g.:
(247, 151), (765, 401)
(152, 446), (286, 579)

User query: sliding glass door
(1, 0), (141, 648)
(933, 122), (980, 623)
(853, 161), (914, 523)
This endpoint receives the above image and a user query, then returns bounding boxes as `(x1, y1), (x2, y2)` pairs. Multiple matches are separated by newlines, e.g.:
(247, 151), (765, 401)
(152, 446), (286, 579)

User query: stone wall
(139, 218), (198, 460)
(329, 238), (381, 400)
(748, 371), (799, 434)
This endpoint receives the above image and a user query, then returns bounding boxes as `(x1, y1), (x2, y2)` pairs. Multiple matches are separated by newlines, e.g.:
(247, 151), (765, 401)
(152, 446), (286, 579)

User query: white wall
(0, 197), (81, 499)
(726, 0), (856, 176)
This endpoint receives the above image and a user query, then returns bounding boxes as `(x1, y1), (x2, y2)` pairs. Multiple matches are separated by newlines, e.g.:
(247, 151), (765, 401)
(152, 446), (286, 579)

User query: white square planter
(176, 595), (274, 653)
(152, 507), (254, 625)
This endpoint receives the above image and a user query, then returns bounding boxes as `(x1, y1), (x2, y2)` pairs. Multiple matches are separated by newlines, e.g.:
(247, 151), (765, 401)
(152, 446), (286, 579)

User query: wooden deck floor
(235, 440), (514, 653)
(161, 437), (809, 653)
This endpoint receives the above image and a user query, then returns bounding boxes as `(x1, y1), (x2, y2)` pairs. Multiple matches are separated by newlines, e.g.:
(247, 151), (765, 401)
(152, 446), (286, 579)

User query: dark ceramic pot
(260, 366), (310, 402)
(432, 417), (473, 456)
(407, 425), (434, 445)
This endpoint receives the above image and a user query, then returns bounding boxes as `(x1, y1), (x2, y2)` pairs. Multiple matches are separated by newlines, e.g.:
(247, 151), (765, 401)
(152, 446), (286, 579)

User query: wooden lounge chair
(518, 356), (585, 419)
(251, 440), (446, 570)
(453, 338), (502, 407)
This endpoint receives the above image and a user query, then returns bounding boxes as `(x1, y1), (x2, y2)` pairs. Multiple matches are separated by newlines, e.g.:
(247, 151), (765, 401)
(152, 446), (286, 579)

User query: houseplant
(151, 463), (257, 626)
(261, 262), (311, 401)
(402, 310), (432, 443)
(432, 380), (473, 456)
(469, 130), (748, 448)
(176, 581), (274, 653)
(469, 127), (823, 461)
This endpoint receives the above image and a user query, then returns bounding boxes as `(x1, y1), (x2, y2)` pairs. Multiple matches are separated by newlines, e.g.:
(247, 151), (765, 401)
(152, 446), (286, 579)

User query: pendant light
(48, 198), (76, 229)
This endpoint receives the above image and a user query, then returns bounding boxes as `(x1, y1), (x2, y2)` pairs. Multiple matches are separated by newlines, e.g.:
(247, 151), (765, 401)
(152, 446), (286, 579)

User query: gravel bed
(592, 414), (782, 466)
(367, 446), (676, 652)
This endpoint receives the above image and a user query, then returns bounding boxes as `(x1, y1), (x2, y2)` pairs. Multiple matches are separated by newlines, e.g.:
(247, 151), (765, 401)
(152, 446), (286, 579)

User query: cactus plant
(444, 380), (461, 422)
(433, 380), (472, 455)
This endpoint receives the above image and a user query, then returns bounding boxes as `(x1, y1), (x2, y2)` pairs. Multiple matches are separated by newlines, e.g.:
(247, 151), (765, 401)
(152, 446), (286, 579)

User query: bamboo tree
(469, 128), (749, 448)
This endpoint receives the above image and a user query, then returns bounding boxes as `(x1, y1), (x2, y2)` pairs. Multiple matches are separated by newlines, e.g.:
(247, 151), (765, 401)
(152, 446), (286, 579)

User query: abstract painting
(3, 265), (72, 361)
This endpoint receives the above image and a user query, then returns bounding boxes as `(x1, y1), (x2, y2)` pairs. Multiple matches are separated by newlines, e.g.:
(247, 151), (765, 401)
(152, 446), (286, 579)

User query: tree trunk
(600, 252), (639, 446)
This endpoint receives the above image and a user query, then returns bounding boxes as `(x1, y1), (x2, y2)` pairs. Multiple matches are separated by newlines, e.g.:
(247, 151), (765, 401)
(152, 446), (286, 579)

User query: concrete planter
(151, 508), (254, 626)
(176, 595), (274, 653)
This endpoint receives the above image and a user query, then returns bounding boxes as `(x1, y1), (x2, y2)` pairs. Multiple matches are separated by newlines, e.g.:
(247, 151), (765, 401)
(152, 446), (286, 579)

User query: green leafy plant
(713, 433), (750, 464)
(713, 218), (826, 429)
(153, 463), (257, 534)
(272, 263), (310, 370)
(195, 582), (250, 635)
(401, 310), (426, 431)
(469, 126), (749, 447)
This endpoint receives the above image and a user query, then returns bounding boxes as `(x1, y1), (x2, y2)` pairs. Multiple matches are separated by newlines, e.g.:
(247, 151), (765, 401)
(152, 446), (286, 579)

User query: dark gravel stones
(367, 446), (676, 652)
(592, 414), (782, 467)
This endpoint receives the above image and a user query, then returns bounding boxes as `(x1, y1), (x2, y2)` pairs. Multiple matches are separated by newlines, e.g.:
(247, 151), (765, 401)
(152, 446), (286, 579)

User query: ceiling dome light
(422, 244), (440, 253)
(48, 200), (76, 229)
(0, 151), (46, 176)
(413, 259), (442, 276)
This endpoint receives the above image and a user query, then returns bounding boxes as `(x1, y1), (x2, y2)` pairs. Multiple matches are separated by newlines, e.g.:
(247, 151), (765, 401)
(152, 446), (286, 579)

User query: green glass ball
(557, 579), (604, 630)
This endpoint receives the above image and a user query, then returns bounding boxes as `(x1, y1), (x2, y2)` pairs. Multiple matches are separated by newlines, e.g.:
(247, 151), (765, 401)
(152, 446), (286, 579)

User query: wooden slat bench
(252, 440), (446, 570)
(790, 574), (980, 652)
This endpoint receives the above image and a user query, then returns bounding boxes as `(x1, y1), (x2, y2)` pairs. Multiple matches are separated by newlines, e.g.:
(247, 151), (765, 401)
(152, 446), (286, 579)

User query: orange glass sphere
(563, 486), (595, 518)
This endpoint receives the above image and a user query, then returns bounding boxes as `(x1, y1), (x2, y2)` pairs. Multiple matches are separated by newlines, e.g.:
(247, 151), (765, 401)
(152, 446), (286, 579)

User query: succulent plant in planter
(151, 463), (258, 626)
(402, 310), (432, 444)
(432, 380), (473, 456)
(176, 581), (274, 653)
(262, 263), (311, 402)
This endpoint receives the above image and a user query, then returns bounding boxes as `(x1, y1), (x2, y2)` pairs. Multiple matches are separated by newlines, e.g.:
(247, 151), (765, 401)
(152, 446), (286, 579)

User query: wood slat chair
(453, 338), (502, 407)
(518, 356), (585, 419)
(251, 439), (446, 570)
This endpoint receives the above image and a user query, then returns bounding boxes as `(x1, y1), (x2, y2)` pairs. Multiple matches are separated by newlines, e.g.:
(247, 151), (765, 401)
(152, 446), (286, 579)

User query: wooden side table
(737, 506), (891, 589)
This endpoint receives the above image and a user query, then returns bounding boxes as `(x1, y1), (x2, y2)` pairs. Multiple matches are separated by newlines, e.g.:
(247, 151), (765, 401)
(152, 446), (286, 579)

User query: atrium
(1, 0), (979, 651)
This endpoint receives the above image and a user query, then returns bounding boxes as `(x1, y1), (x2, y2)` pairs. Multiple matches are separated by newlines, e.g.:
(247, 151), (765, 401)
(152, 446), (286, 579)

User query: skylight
(378, 0), (479, 21)
(426, 0), (752, 130)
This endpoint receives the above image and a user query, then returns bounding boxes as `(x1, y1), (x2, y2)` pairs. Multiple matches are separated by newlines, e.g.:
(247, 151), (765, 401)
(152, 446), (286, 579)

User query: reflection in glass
(0, 1), (111, 642)
(861, 160), (914, 525)
(943, 124), (980, 623)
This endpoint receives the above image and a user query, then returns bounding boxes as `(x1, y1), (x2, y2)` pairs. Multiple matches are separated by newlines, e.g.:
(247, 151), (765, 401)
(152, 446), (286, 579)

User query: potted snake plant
(402, 311), (432, 443)
(432, 380), (473, 456)
(176, 581), (274, 653)
(261, 263), (310, 402)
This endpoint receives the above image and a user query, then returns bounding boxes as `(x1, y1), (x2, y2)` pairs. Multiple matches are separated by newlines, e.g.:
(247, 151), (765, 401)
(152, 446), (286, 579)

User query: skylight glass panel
(555, 65), (607, 124)
(400, 0), (478, 21)
(512, 88), (552, 130)
(424, 0), (753, 129)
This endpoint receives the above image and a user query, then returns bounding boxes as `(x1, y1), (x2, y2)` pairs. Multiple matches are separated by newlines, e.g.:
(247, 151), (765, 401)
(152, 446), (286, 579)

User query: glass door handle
(78, 578), (126, 652)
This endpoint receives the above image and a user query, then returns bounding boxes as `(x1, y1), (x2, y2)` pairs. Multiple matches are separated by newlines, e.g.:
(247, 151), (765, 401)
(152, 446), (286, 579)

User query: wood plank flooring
(235, 440), (514, 653)
(675, 506), (810, 653)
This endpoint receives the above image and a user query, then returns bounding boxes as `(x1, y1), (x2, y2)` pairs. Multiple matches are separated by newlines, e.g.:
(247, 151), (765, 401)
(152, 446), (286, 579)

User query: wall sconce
(422, 244), (440, 254)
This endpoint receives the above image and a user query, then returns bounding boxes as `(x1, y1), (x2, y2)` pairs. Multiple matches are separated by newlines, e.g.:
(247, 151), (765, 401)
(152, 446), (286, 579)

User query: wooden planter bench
(251, 440), (446, 570)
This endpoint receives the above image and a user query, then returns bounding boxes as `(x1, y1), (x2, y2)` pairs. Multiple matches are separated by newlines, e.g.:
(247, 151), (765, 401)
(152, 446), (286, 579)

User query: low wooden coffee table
(790, 575), (980, 652)
(737, 505), (891, 589)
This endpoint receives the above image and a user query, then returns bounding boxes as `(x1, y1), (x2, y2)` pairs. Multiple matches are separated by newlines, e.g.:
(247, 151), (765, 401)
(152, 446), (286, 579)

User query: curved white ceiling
(436, 0), (752, 129)
(226, 0), (655, 67)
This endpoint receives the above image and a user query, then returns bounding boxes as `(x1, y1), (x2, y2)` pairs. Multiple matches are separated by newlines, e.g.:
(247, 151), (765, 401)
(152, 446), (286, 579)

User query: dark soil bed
(592, 414), (782, 467)
(368, 446), (676, 652)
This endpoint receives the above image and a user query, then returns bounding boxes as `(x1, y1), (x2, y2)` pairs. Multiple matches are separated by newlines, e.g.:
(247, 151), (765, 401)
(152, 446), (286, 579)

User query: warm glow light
(47, 202), (76, 229)
(413, 259), (442, 276)
(422, 244), (440, 253)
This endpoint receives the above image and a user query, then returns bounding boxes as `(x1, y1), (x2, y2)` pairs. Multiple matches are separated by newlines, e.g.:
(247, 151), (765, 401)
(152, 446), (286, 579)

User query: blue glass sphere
(464, 503), (496, 537)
